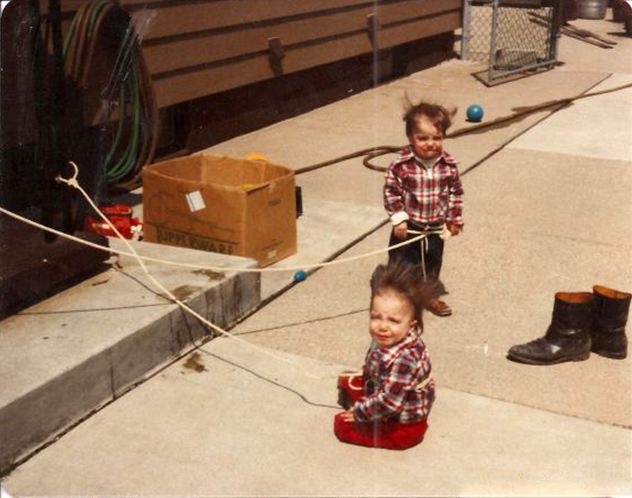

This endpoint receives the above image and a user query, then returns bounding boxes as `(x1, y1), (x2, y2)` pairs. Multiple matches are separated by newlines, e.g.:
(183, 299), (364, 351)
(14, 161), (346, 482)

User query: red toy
(85, 204), (143, 240)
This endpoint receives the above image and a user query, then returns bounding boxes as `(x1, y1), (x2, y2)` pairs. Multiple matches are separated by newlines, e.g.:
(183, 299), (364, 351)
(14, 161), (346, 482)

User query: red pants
(334, 373), (428, 450)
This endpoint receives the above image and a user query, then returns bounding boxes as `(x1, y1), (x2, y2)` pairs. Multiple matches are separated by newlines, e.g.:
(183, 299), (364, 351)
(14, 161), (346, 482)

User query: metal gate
(461, 0), (561, 84)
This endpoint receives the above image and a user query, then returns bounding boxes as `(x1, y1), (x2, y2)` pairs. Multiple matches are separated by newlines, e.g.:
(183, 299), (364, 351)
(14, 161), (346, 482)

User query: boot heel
(592, 348), (627, 360)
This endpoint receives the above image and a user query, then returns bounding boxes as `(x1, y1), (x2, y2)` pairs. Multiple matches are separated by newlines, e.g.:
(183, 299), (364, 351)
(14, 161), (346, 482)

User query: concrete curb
(0, 240), (260, 474)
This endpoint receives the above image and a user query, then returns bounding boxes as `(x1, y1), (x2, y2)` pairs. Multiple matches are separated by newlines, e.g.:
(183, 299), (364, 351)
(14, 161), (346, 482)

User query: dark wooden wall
(46, 0), (462, 109)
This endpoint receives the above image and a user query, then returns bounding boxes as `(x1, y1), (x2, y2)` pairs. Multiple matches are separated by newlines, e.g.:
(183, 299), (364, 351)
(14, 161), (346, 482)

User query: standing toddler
(384, 101), (464, 316)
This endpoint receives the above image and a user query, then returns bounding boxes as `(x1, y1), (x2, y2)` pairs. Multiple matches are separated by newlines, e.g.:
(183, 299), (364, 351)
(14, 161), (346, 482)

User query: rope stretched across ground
(1, 79), (630, 382)
(0, 163), (440, 383)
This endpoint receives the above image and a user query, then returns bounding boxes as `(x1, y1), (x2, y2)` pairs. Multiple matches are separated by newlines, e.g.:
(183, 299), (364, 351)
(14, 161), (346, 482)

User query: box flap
(145, 154), (294, 192)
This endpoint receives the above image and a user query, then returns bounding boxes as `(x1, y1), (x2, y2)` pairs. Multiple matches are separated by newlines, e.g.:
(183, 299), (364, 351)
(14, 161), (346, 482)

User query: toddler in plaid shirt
(384, 100), (464, 317)
(334, 263), (435, 450)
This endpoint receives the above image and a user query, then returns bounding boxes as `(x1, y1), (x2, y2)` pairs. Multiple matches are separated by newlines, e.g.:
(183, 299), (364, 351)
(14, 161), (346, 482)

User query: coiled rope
(295, 80), (632, 175)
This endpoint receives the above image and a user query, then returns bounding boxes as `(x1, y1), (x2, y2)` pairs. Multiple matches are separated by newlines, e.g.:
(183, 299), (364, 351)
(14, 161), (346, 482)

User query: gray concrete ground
(3, 339), (631, 496)
(2, 13), (632, 497)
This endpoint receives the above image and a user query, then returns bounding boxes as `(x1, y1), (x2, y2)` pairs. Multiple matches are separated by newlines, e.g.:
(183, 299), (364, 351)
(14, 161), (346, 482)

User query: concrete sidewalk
(4, 339), (631, 496)
(3, 13), (632, 497)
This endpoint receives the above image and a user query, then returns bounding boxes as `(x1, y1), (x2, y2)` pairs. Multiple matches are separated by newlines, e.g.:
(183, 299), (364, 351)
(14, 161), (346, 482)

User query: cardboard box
(142, 153), (297, 266)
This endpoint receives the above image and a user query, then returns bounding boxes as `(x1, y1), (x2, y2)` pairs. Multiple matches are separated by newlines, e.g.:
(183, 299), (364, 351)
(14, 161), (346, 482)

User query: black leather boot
(591, 285), (631, 359)
(507, 292), (593, 365)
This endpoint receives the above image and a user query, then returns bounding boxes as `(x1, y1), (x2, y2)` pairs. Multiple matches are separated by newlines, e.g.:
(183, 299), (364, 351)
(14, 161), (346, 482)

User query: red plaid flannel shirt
(384, 147), (464, 226)
(354, 332), (435, 424)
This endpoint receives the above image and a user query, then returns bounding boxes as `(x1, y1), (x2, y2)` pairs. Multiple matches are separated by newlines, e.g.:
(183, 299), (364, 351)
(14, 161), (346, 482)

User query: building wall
(46, 0), (462, 109)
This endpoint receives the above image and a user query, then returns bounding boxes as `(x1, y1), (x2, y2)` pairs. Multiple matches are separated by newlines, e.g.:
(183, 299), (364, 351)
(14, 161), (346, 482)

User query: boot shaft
(590, 285), (630, 359)
(592, 285), (631, 332)
(548, 292), (594, 334)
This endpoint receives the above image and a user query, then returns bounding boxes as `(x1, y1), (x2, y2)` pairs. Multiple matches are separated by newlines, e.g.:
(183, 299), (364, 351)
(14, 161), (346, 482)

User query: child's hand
(447, 223), (462, 236)
(340, 408), (355, 422)
(393, 222), (408, 240)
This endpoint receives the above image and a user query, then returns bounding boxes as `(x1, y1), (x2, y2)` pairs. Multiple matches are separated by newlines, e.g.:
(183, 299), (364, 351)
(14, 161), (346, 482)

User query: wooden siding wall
(47, 0), (461, 109)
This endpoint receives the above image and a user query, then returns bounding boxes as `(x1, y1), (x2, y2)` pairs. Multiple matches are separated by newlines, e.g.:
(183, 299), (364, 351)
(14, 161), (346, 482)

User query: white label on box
(186, 190), (205, 212)
(267, 249), (278, 260)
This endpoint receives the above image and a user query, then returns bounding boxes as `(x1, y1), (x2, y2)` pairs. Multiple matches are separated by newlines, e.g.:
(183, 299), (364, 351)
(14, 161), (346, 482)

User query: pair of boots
(507, 285), (631, 365)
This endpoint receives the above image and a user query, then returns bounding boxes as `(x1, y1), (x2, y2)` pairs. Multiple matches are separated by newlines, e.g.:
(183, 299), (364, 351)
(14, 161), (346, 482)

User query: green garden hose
(63, 0), (157, 190)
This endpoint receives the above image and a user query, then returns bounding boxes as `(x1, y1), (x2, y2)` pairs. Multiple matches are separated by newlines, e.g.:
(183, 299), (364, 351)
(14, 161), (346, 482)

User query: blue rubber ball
(294, 270), (307, 282)
(466, 104), (484, 122)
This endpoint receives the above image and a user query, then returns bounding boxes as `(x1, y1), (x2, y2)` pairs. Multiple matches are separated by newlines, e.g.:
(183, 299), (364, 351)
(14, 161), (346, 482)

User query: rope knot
(55, 161), (80, 189)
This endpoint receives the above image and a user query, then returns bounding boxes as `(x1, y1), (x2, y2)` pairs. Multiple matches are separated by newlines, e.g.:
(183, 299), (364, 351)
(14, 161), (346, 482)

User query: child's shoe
(426, 299), (452, 317)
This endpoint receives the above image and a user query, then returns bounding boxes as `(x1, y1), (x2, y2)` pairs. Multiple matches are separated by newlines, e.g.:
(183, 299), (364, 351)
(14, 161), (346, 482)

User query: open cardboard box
(142, 152), (297, 267)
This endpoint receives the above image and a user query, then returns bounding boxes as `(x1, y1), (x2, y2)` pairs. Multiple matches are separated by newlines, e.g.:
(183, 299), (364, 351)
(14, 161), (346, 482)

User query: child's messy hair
(403, 98), (457, 136)
(369, 263), (436, 333)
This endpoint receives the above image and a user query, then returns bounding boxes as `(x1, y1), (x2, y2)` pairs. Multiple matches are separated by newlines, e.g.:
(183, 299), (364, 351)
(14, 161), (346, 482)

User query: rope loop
(55, 161), (81, 188)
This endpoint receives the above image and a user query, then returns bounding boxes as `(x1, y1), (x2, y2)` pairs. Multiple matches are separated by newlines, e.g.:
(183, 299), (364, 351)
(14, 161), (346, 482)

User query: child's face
(408, 117), (444, 160)
(369, 289), (417, 348)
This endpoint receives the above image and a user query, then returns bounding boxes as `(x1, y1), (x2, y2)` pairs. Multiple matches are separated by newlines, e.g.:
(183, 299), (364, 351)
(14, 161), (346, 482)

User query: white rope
(0, 162), (446, 381)
(51, 162), (334, 380)
(407, 227), (449, 280)
(0, 203), (429, 275)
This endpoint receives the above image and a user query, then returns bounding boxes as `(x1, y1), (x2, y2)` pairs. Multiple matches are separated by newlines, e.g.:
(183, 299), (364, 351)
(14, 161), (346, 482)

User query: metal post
(487, 0), (501, 81)
(461, 0), (472, 60)
(550, 0), (562, 62)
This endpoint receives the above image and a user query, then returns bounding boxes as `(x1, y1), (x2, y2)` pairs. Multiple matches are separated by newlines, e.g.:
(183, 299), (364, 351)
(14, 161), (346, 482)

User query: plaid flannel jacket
(384, 147), (464, 226)
(354, 332), (435, 424)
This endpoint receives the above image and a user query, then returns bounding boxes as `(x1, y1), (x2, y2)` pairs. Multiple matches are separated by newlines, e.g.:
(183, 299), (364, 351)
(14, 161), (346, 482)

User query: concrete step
(0, 238), (260, 474)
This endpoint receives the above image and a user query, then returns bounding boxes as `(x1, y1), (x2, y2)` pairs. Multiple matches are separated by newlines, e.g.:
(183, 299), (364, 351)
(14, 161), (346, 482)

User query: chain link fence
(462, 0), (561, 83)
